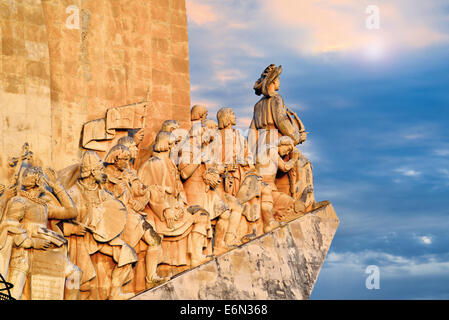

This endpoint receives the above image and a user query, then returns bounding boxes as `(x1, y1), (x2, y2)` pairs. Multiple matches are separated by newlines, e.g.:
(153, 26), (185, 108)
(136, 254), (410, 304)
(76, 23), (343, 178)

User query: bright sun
(363, 38), (387, 61)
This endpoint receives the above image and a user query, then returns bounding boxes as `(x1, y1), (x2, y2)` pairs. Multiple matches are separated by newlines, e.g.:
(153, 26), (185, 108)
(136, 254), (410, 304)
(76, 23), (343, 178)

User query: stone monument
(0, 0), (339, 300)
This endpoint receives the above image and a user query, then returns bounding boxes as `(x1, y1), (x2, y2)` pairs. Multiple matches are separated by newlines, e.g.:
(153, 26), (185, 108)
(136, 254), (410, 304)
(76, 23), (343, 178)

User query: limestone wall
(0, 0), (191, 181)
(0, 0), (52, 181)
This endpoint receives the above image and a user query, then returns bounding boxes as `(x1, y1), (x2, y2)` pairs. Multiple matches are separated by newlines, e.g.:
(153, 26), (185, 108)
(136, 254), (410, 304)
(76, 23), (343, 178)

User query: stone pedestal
(132, 203), (339, 300)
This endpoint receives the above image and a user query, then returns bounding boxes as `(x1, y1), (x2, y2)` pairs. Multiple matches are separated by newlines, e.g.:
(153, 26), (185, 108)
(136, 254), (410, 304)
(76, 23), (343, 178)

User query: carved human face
(22, 172), (40, 191)
(92, 164), (106, 183)
(278, 144), (293, 157)
(115, 152), (130, 171)
(229, 111), (236, 126)
(273, 77), (280, 91)
(126, 142), (138, 159)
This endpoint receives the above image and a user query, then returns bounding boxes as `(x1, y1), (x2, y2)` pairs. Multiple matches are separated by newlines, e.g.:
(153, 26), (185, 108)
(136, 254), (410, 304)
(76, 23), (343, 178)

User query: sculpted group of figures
(0, 65), (325, 300)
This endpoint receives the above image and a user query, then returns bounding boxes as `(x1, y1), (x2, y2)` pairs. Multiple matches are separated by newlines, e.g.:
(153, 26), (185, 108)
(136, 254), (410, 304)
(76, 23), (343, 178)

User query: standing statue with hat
(249, 64), (307, 150)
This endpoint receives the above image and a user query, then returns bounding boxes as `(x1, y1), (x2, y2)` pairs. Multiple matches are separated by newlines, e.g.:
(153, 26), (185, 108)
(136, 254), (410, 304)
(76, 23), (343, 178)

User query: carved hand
(43, 167), (61, 190)
(3, 186), (17, 200)
(130, 199), (145, 212)
(174, 207), (184, 220)
(216, 164), (225, 174)
(33, 238), (52, 250)
(291, 149), (300, 161)
(163, 208), (176, 229)
(8, 173), (19, 186)
(73, 224), (87, 236)
(134, 128), (145, 145)
(304, 185), (314, 193)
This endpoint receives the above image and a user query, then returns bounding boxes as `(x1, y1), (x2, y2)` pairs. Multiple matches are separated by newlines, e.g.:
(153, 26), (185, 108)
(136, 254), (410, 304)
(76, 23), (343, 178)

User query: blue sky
(185, 0), (449, 299)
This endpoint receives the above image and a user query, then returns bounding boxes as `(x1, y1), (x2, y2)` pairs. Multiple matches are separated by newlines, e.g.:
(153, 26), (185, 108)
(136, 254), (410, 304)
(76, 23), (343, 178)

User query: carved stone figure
(236, 169), (276, 238)
(255, 136), (306, 222)
(138, 131), (211, 277)
(103, 144), (168, 292)
(62, 151), (138, 300)
(190, 105), (208, 122)
(216, 108), (254, 197)
(200, 167), (243, 255)
(274, 148), (315, 211)
(200, 119), (222, 167)
(117, 136), (140, 168)
(0, 167), (81, 300)
(179, 124), (242, 255)
(134, 120), (183, 170)
(179, 120), (216, 202)
(249, 64), (307, 149)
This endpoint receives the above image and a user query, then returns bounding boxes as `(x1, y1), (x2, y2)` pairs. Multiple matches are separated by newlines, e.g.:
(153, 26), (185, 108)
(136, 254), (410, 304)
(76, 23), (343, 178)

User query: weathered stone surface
(1, 0), (191, 181)
(132, 203), (339, 300)
(0, 0), (52, 182)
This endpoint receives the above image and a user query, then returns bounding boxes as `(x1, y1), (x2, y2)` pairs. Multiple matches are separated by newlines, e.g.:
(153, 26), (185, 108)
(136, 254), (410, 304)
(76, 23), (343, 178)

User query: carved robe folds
(64, 182), (137, 300)
(250, 93), (303, 147)
(138, 154), (211, 275)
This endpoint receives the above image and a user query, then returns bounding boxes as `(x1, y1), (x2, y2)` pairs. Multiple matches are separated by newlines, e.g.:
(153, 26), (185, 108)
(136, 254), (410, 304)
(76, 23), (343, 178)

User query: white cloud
(419, 236), (433, 245)
(298, 139), (322, 165)
(434, 149), (449, 156)
(403, 133), (428, 140)
(214, 69), (246, 84)
(395, 168), (422, 177)
(186, 0), (218, 25)
(190, 84), (201, 92)
(259, 0), (449, 55)
(413, 233), (433, 245)
(325, 250), (449, 279)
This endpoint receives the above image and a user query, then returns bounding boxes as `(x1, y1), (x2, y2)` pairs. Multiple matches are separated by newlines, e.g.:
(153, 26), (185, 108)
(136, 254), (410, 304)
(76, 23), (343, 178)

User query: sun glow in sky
(363, 38), (387, 61)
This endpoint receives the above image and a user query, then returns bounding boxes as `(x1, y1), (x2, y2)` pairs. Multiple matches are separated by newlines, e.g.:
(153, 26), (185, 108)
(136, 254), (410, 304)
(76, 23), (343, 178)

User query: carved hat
(104, 144), (130, 164)
(253, 64), (282, 97)
(80, 151), (104, 178)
